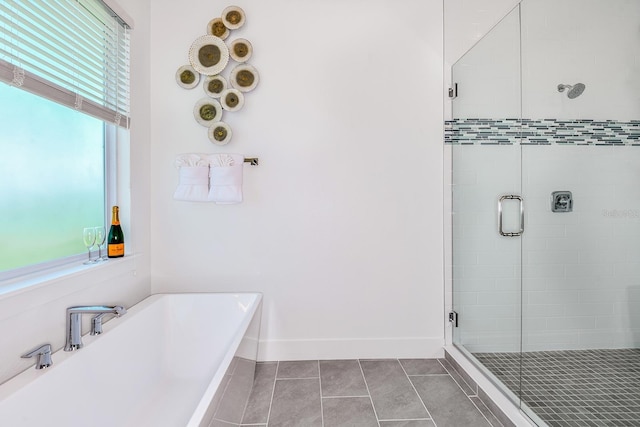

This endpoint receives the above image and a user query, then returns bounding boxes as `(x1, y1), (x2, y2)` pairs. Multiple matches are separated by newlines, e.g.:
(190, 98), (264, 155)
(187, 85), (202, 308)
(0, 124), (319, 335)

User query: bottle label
(108, 243), (125, 257)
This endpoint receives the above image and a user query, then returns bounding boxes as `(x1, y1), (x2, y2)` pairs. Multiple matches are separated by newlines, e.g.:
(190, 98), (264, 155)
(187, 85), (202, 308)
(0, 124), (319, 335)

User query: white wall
(0, 0), (152, 384)
(149, 0), (445, 360)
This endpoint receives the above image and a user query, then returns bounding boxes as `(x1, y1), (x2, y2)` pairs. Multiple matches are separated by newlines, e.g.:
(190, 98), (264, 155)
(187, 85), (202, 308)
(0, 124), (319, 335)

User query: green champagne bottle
(107, 206), (125, 258)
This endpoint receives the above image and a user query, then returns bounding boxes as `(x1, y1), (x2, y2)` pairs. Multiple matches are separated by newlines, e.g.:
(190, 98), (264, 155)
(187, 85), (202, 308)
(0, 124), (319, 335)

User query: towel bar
(244, 157), (259, 166)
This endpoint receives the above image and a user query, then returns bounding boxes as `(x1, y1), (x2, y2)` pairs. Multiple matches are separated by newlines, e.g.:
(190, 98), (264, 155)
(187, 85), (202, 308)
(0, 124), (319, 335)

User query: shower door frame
(444, 3), (541, 424)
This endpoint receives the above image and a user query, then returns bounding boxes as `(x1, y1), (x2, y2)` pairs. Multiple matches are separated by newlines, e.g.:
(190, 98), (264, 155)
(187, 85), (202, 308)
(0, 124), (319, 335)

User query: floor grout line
(407, 373), (451, 377)
(318, 360), (324, 427)
(468, 395), (503, 427)
(438, 358), (504, 427)
(438, 358), (478, 398)
(264, 360), (279, 427)
(357, 359), (382, 427)
(274, 376), (320, 380)
(399, 359), (438, 427)
(321, 395), (371, 399)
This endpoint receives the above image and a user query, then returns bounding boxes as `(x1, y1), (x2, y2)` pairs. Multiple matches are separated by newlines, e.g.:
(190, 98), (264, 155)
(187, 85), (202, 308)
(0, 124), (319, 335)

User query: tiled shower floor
(474, 349), (640, 427)
(237, 358), (509, 427)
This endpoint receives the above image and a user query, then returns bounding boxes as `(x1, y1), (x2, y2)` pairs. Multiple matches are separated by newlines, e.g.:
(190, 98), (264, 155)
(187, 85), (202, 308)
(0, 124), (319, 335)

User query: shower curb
(444, 349), (521, 427)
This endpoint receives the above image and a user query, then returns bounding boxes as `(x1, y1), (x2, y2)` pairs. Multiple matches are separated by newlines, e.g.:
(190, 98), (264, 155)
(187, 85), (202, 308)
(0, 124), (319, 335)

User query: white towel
(173, 154), (210, 202)
(207, 154), (244, 204)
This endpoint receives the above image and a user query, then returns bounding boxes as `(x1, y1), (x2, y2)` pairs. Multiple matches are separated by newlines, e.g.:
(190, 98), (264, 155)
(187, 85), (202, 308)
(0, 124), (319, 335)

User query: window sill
(0, 255), (139, 304)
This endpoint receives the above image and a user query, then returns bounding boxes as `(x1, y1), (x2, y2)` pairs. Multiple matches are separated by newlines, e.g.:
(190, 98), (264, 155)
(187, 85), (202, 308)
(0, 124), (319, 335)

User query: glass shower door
(450, 5), (524, 405)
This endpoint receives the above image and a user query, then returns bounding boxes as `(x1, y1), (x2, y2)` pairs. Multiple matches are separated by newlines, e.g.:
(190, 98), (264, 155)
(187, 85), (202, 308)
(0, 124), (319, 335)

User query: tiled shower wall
(450, 0), (640, 123)
(452, 143), (640, 353)
(452, 145), (521, 353)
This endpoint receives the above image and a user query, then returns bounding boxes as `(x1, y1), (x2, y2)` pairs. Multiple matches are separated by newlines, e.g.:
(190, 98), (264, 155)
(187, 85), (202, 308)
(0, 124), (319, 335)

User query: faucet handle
(21, 343), (53, 370)
(91, 314), (106, 335)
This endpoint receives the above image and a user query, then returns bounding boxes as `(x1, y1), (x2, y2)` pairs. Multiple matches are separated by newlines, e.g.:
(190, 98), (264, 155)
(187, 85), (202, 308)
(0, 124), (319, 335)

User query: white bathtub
(0, 292), (262, 427)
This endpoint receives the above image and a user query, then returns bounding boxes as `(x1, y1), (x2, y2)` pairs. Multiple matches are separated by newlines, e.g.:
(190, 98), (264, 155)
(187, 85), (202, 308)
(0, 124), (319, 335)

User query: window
(0, 84), (105, 272)
(0, 0), (130, 277)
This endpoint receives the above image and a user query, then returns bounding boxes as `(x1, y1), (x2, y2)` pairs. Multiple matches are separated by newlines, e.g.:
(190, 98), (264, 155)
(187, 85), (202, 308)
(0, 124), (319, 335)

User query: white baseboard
(257, 337), (445, 361)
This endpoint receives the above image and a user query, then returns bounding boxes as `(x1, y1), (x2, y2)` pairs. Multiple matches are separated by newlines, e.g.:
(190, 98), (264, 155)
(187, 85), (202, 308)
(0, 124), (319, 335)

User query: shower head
(557, 83), (586, 99)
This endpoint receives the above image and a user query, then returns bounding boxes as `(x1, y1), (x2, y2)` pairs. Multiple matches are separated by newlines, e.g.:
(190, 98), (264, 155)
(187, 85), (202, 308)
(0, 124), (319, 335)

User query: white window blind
(0, 0), (130, 128)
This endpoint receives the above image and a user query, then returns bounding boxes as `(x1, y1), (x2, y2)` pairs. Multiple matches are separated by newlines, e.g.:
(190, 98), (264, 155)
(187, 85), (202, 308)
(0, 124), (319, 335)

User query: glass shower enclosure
(448, 1), (640, 425)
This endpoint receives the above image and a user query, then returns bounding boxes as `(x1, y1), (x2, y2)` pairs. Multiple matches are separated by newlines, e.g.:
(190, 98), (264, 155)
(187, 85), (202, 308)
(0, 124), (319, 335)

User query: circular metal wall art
(177, 6), (259, 145)
(189, 35), (230, 76)
(175, 65), (200, 89)
(203, 75), (228, 98)
(220, 88), (244, 111)
(193, 98), (223, 127)
(206, 17), (229, 40)
(229, 38), (252, 63)
(208, 121), (232, 145)
(221, 6), (245, 30)
(229, 64), (259, 92)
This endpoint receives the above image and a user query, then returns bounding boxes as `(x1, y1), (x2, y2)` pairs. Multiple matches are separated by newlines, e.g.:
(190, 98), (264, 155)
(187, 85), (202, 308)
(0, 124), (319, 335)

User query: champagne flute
(82, 227), (96, 265)
(95, 226), (107, 262)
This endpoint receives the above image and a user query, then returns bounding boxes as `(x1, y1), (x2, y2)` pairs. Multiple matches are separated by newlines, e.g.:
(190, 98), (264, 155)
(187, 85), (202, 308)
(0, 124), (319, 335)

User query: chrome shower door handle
(498, 195), (524, 237)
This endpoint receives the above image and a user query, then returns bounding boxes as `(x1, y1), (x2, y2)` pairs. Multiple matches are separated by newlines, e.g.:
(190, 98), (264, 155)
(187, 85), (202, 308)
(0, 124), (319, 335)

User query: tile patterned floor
(474, 349), (640, 427)
(235, 358), (508, 427)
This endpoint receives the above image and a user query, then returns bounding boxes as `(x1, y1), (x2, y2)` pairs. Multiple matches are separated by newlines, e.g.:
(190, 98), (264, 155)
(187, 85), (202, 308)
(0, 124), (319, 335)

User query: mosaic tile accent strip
(474, 348), (640, 427)
(445, 118), (640, 146)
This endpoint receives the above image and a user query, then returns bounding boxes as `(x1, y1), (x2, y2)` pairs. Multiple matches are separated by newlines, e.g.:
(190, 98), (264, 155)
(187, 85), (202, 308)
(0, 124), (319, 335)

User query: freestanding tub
(0, 292), (262, 427)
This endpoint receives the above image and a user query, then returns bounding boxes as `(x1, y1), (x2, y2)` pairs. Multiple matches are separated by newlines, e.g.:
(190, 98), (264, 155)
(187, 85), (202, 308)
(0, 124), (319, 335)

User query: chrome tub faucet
(90, 313), (114, 335)
(21, 343), (53, 369)
(64, 305), (127, 351)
